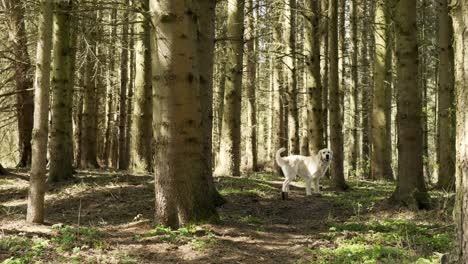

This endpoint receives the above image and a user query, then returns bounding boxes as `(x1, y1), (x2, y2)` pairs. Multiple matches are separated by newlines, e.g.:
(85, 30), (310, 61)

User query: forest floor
(0, 170), (456, 264)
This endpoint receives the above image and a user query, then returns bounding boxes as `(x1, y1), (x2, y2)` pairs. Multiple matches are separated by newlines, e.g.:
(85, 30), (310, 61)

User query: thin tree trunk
(321, 0), (329, 149)
(304, 0), (323, 155)
(371, 0), (393, 181)
(197, 0), (226, 207)
(350, 0), (360, 177)
(284, 0), (299, 155)
(435, 0), (455, 190)
(49, 0), (75, 182)
(80, 8), (100, 168)
(361, 0), (371, 178)
(453, 0), (468, 261)
(2, 0), (34, 168)
(129, 0), (152, 173)
(390, 0), (429, 208)
(103, 9), (117, 167)
(328, 0), (348, 191)
(214, 0), (244, 177)
(118, 0), (130, 170)
(27, 0), (53, 224)
(245, 0), (258, 171)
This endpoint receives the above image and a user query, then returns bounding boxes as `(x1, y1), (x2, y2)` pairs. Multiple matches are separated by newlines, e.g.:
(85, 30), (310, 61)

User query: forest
(0, 0), (467, 263)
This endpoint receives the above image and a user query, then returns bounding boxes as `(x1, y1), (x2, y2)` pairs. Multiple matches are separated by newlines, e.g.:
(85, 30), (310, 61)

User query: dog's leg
(313, 179), (320, 193)
(282, 178), (291, 200)
(305, 178), (312, 196)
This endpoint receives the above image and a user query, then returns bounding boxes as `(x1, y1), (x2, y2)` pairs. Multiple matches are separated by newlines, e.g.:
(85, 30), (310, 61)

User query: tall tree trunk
(103, 9), (117, 167)
(197, 0), (226, 207)
(350, 0), (360, 176)
(2, 0), (34, 168)
(129, 0), (152, 173)
(453, 1), (468, 261)
(245, 0), (258, 172)
(371, 0), (393, 181)
(328, 0), (348, 191)
(271, 0), (286, 173)
(321, 0), (329, 149)
(80, 8), (99, 168)
(304, 0), (323, 155)
(360, 0), (371, 178)
(49, 0), (75, 182)
(435, 0), (455, 190)
(27, 0), (53, 224)
(150, 0), (218, 228)
(285, 0), (299, 155)
(118, 0), (130, 170)
(214, 0), (244, 177)
(390, 0), (429, 208)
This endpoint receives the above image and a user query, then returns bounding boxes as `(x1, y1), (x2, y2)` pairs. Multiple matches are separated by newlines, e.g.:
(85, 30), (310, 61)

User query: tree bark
(103, 8), (117, 168)
(453, 1), (468, 261)
(245, 0), (258, 172)
(328, 0), (348, 190)
(118, 0), (130, 170)
(435, 0), (455, 190)
(214, 0), (244, 177)
(304, 0), (323, 156)
(150, 0), (218, 228)
(80, 9), (100, 169)
(129, 0), (152, 173)
(49, 0), (76, 182)
(2, 0), (34, 168)
(27, 0), (53, 224)
(371, 0), (393, 181)
(390, 0), (429, 208)
(360, 0), (371, 178)
(350, 0), (360, 176)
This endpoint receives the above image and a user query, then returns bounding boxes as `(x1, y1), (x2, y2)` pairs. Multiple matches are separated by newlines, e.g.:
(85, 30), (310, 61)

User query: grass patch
(52, 224), (105, 251)
(0, 236), (49, 264)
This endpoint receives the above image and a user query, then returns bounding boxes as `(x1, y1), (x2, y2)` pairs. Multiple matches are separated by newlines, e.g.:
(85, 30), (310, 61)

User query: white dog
(276, 147), (333, 200)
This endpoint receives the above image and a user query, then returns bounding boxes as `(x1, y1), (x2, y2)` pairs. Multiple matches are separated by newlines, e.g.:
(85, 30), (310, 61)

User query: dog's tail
(275, 147), (287, 167)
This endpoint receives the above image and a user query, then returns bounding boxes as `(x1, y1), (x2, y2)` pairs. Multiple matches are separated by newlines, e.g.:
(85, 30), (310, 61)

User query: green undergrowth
(145, 224), (218, 251)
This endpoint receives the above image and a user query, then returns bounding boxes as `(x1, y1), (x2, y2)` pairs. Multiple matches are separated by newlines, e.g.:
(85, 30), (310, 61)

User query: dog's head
(318, 149), (333, 163)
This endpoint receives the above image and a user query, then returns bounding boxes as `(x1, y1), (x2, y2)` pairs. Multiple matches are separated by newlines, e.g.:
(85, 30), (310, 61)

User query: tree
(26, 0), (53, 223)
(129, 0), (153, 173)
(245, 0), (258, 171)
(2, 0), (34, 168)
(435, 0), (455, 190)
(360, 0), (371, 178)
(390, 0), (429, 208)
(304, 0), (323, 155)
(49, 0), (76, 182)
(118, 0), (130, 170)
(371, 0), (393, 181)
(453, 0), (468, 261)
(150, 0), (218, 228)
(214, 0), (244, 176)
(328, 0), (348, 190)
(349, 0), (360, 176)
(80, 9), (100, 169)
(285, 0), (299, 155)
